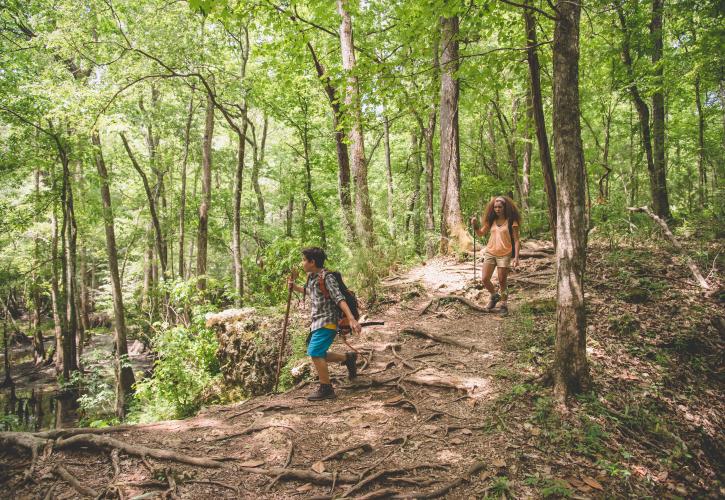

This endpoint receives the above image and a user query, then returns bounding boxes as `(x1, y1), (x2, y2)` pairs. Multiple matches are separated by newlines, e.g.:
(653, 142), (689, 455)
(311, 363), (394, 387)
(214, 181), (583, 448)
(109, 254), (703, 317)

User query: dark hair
(483, 195), (521, 227)
(302, 247), (326, 268)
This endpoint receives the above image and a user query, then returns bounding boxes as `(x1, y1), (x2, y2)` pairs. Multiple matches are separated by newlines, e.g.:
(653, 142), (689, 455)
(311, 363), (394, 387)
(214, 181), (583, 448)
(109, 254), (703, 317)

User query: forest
(0, 0), (723, 498)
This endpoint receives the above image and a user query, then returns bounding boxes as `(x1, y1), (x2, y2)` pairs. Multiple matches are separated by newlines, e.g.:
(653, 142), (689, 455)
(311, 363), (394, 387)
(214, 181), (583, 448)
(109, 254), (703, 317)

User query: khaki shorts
(482, 250), (511, 269)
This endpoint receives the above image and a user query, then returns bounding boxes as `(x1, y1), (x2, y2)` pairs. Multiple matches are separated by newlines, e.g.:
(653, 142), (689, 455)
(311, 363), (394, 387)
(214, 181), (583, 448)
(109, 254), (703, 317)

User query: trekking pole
(274, 272), (295, 392)
(472, 216), (477, 285)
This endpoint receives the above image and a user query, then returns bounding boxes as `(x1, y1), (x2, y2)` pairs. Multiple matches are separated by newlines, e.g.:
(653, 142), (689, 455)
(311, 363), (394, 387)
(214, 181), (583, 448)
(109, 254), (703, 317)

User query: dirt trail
(1, 251), (555, 499)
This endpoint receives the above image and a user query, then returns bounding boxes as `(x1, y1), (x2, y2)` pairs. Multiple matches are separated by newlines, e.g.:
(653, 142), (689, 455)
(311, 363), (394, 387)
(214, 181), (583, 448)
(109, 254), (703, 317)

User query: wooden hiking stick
(471, 216), (477, 284)
(274, 273), (295, 392)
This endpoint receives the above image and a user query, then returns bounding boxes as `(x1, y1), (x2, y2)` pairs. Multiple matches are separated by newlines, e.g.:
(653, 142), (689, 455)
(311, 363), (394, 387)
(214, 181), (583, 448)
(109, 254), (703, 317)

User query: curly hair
(483, 195), (521, 228)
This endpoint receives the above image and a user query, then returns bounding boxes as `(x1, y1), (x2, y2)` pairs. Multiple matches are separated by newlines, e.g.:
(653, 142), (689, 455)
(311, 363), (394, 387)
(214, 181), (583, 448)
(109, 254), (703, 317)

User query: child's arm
(512, 225), (521, 268)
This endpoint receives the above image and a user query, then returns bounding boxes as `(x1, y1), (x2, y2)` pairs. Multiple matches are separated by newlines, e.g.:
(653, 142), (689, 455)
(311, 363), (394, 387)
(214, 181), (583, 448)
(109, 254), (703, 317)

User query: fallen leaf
(583, 476), (604, 490)
(492, 459), (506, 468)
(460, 428), (473, 435)
(239, 460), (265, 468)
(450, 438), (464, 445)
(311, 461), (326, 474)
(530, 427), (541, 436)
(296, 483), (314, 492)
(384, 396), (404, 404)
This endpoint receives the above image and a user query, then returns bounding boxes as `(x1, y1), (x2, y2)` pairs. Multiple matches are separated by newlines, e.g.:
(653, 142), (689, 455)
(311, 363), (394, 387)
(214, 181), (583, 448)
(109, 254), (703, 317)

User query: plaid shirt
(305, 270), (345, 332)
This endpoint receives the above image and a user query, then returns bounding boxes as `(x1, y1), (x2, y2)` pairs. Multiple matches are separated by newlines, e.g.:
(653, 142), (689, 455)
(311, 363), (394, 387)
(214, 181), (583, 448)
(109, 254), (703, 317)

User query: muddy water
(0, 332), (152, 431)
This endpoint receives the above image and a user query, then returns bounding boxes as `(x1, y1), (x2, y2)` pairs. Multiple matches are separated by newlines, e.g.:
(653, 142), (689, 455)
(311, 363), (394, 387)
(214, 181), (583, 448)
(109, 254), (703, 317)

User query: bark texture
(552, 0), (590, 401)
(438, 15), (472, 254)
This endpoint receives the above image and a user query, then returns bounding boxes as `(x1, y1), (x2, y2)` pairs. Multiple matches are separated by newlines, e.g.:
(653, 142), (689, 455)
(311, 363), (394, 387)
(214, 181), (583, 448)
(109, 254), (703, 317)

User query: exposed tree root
(0, 432), (51, 481)
(212, 422), (296, 442)
(238, 465), (358, 484)
(341, 464), (447, 498)
(396, 460), (488, 498)
(54, 434), (225, 468)
(321, 442), (373, 462)
(225, 403), (292, 421)
(401, 327), (485, 352)
(266, 439), (294, 491)
(383, 397), (419, 414)
(419, 295), (491, 316)
(53, 465), (98, 498)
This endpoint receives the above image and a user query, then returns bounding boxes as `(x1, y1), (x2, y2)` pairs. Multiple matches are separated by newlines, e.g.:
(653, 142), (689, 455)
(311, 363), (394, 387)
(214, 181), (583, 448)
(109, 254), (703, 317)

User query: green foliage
(131, 312), (220, 421)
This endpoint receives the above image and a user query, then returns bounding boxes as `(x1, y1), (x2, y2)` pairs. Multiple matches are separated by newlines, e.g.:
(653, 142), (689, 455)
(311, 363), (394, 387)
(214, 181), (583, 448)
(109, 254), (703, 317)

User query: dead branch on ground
(53, 465), (98, 498)
(321, 442), (373, 462)
(402, 327), (485, 352)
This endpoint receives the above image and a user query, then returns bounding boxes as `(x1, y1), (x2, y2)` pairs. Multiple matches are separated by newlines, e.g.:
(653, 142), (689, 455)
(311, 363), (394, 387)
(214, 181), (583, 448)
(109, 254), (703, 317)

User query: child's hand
(349, 319), (362, 335)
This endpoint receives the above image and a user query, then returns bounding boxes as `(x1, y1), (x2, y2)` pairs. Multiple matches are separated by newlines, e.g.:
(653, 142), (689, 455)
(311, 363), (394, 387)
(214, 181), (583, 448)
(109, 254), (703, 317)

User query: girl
(470, 196), (521, 312)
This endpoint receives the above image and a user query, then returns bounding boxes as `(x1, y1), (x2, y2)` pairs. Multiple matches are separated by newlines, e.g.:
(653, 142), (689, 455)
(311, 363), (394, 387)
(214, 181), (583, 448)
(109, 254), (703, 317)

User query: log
(54, 434), (225, 468)
(628, 206), (710, 289)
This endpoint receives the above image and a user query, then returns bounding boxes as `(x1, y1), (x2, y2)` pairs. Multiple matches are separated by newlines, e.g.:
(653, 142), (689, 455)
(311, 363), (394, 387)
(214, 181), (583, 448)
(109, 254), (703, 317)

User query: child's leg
(481, 263), (497, 294)
(496, 266), (509, 304)
(311, 356), (331, 384)
(326, 352), (345, 363)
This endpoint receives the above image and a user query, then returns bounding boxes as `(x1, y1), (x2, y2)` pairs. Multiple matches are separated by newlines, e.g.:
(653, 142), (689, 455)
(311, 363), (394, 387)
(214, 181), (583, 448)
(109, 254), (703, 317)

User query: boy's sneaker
(344, 352), (358, 379)
(307, 383), (336, 401)
(485, 293), (501, 310)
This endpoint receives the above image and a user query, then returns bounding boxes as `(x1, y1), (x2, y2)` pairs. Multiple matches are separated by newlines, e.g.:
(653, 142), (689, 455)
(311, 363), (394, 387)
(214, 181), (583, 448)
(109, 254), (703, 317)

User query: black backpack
(306, 270), (360, 329)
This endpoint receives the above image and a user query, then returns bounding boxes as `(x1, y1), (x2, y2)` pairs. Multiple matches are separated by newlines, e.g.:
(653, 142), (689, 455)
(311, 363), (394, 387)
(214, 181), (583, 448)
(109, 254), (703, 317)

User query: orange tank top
(486, 220), (518, 257)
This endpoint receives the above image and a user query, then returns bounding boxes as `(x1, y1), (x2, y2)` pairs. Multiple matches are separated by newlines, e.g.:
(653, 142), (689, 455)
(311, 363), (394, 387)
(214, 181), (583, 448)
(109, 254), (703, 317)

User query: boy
(288, 247), (361, 400)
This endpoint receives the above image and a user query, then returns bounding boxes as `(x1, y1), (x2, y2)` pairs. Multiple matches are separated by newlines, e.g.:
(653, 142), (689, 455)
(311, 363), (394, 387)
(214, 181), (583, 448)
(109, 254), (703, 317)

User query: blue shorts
(307, 327), (337, 358)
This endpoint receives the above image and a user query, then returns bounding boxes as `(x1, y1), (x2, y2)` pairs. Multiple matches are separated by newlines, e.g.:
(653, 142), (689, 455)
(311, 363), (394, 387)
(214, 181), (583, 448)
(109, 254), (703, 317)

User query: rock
(206, 308), (299, 396)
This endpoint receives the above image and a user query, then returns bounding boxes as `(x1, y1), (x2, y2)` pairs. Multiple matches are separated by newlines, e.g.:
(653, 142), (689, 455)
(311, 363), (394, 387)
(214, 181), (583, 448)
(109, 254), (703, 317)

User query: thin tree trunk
(286, 196), (294, 238)
(120, 134), (168, 279)
(650, 0), (671, 220)
(306, 42), (355, 242)
(50, 194), (63, 373)
(301, 119), (328, 248)
(92, 132), (135, 417)
(251, 114), (267, 224)
(694, 75), (707, 207)
(382, 115), (395, 238)
(32, 169), (45, 364)
(552, 0), (590, 401)
(439, 15), (471, 254)
(424, 110), (437, 258)
(197, 91), (214, 291)
(406, 131), (424, 253)
(338, 0), (374, 248)
(616, 2), (670, 221)
(522, 89), (532, 213)
(232, 116), (248, 306)
(60, 154), (79, 377)
(525, 1), (557, 246)
(178, 91), (195, 279)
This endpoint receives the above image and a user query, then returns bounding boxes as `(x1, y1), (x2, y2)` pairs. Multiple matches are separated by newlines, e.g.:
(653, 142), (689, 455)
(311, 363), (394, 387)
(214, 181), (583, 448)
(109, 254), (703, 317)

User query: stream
(1, 332), (153, 431)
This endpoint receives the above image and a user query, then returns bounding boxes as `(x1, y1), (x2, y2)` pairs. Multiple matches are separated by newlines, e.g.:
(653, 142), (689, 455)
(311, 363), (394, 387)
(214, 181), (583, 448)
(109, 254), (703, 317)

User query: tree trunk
(197, 91), (215, 291)
(251, 114), (267, 224)
(522, 89), (532, 213)
(60, 153), (79, 377)
(50, 194), (63, 373)
(306, 42), (356, 242)
(616, 3), (670, 222)
(439, 15), (471, 254)
(424, 110), (437, 258)
(232, 118), (248, 307)
(92, 132), (135, 417)
(178, 91), (195, 279)
(286, 196), (294, 238)
(338, 0), (374, 248)
(694, 75), (707, 207)
(650, 0), (671, 220)
(301, 119), (328, 248)
(552, 0), (590, 401)
(32, 169), (45, 364)
(384, 116), (395, 238)
(406, 131), (424, 252)
(525, 1), (557, 246)
(120, 134), (168, 279)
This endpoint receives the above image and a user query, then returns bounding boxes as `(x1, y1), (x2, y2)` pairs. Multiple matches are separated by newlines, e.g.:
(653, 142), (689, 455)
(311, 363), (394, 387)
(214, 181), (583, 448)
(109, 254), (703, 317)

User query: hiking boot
(344, 352), (358, 379)
(307, 383), (336, 401)
(485, 293), (500, 310)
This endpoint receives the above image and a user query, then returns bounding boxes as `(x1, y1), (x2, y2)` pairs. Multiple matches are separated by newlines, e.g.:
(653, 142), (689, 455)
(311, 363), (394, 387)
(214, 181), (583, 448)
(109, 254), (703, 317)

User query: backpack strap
(508, 220), (516, 258)
(318, 269), (330, 299)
